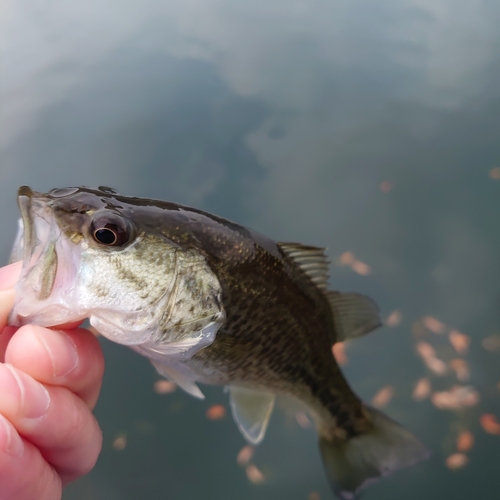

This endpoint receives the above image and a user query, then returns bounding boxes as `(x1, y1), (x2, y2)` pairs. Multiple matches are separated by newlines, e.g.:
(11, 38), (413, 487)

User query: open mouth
(9, 186), (83, 327)
(18, 187), (58, 299)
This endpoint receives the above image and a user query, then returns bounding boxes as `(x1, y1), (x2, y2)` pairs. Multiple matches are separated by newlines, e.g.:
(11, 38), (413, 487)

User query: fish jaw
(9, 188), (86, 327)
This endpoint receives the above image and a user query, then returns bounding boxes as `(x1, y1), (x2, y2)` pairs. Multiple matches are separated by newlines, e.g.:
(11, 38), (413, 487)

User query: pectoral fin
(151, 360), (205, 399)
(229, 386), (275, 445)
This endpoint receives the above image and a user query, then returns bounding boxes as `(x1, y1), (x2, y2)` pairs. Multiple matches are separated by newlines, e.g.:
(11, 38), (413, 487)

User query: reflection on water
(1, 1), (500, 499)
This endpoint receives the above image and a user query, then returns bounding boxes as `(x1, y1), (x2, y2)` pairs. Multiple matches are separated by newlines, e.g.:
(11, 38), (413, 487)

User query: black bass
(9, 186), (428, 499)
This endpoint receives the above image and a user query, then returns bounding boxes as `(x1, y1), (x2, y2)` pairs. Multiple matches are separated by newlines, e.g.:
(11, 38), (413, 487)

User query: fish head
(9, 186), (224, 354)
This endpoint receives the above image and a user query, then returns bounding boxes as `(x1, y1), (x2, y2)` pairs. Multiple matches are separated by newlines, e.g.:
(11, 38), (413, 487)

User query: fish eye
(90, 214), (131, 247)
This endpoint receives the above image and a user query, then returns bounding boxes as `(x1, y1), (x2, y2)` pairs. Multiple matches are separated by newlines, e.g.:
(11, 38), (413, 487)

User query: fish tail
(318, 406), (429, 500)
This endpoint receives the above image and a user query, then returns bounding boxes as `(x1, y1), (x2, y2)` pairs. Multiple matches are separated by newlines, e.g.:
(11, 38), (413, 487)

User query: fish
(8, 186), (429, 499)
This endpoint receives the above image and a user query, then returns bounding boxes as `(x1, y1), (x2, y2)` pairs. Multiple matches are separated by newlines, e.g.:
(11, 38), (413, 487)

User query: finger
(0, 363), (102, 484)
(0, 326), (18, 362)
(0, 414), (62, 500)
(0, 262), (22, 288)
(5, 325), (104, 410)
(0, 262), (22, 332)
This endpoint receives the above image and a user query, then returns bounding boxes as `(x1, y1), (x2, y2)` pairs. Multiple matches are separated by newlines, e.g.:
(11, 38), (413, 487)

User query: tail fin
(319, 407), (429, 500)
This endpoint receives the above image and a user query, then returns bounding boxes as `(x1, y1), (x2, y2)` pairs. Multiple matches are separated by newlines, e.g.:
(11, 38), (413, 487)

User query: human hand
(0, 262), (104, 500)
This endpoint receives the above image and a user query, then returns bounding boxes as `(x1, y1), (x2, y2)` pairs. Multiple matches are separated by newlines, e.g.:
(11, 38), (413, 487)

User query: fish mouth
(14, 186), (48, 265)
(9, 186), (84, 327)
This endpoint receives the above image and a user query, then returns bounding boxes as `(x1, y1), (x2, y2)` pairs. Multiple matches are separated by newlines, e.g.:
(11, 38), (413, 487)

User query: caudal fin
(319, 407), (429, 500)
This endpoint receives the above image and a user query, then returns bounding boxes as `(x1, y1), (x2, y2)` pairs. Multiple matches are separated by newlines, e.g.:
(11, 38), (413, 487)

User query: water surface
(1, 1), (500, 499)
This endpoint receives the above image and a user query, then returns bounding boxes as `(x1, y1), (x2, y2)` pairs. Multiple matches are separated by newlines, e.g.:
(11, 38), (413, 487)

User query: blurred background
(1, 1), (500, 499)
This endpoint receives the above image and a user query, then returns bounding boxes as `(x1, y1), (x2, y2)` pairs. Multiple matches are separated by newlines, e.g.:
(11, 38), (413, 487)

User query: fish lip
(17, 186), (51, 261)
(18, 185), (35, 199)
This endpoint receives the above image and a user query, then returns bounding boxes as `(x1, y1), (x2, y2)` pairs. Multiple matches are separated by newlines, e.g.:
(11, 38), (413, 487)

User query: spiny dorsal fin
(278, 243), (381, 342)
(278, 242), (329, 290)
(327, 291), (382, 343)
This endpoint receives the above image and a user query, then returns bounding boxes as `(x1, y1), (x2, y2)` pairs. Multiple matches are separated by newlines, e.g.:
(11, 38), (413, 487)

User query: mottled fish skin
(10, 186), (428, 499)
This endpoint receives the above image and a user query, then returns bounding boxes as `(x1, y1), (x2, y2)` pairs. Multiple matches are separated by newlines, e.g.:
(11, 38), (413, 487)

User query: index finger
(0, 262), (22, 358)
(0, 262), (22, 328)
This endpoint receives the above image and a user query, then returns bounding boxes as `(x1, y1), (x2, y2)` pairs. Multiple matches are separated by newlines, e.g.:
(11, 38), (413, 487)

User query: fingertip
(57, 409), (103, 484)
(6, 326), (105, 409)
(0, 261), (23, 349)
(0, 261), (22, 291)
(5, 325), (54, 378)
(0, 326), (18, 362)
(0, 289), (16, 332)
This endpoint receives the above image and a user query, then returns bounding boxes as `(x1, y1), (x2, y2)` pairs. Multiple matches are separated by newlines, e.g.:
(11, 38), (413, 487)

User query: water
(1, 1), (500, 499)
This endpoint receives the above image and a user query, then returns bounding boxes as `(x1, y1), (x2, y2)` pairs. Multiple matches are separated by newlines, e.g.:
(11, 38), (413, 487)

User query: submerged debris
(336, 251), (372, 275)
(206, 404), (226, 420)
(422, 316), (446, 335)
(332, 343), (348, 366)
(446, 453), (468, 470)
(489, 167), (500, 180)
(371, 386), (395, 408)
(237, 445), (255, 467)
(350, 260), (372, 276)
(154, 380), (177, 394)
(449, 359), (470, 382)
(385, 310), (402, 327)
(246, 464), (265, 484)
(482, 335), (500, 352)
(308, 492), (321, 500)
(338, 252), (355, 266)
(379, 180), (394, 193)
(448, 330), (470, 355)
(431, 386), (479, 410)
(416, 342), (436, 359)
(112, 434), (127, 451)
(480, 414), (500, 435)
(412, 378), (431, 401)
(426, 357), (448, 376)
(456, 430), (474, 453)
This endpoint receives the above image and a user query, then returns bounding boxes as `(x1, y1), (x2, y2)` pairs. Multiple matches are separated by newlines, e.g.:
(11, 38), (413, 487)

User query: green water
(1, 1), (500, 499)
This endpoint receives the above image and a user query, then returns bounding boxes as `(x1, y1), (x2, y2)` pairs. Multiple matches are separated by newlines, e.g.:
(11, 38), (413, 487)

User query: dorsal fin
(278, 243), (381, 343)
(327, 291), (382, 343)
(278, 242), (329, 290)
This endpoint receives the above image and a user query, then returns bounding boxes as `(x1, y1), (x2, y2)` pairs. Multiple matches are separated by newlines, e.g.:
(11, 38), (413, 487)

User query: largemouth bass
(8, 186), (428, 499)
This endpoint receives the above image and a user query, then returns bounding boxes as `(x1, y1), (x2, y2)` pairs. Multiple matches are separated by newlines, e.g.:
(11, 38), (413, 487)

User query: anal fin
(229, 386), (275, 445)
